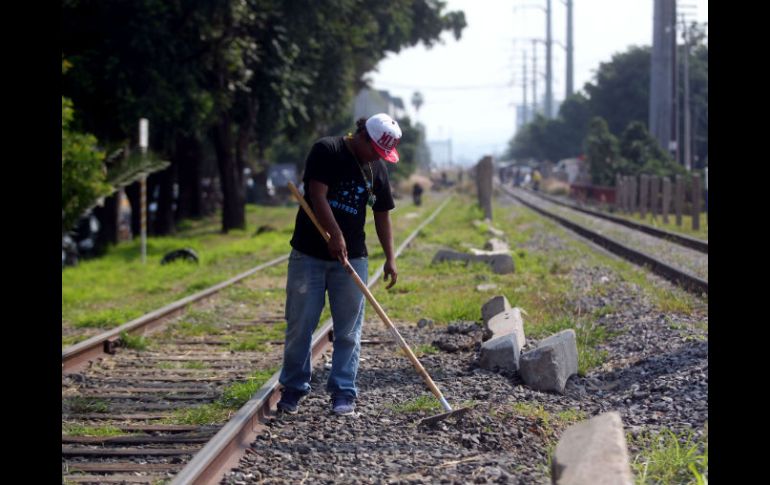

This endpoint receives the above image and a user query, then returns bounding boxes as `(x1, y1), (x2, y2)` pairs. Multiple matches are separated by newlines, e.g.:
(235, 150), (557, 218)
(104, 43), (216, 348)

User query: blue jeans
(279, 249), (367, 398)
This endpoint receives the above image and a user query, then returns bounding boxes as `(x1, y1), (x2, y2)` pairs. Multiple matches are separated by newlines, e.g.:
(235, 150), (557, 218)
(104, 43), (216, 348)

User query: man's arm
(374, 210), (397, 289)
(308, 180), (347, 261)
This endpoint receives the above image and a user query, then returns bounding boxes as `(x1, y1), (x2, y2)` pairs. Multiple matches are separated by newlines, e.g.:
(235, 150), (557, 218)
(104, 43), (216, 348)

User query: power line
(374, 81), (513, 91)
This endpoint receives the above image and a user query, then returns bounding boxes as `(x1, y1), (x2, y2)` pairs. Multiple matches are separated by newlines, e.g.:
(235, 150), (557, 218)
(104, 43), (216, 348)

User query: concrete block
(479, 333), (520, 372)
(551, 411), (633, 485)
(481, 295), (511, 326)
(485, 308), (525, 350)
(520, 329), (578, 393)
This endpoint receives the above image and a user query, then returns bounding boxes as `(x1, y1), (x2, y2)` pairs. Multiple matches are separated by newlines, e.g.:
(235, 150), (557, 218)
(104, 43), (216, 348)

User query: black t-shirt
(290, 136), (395, 260)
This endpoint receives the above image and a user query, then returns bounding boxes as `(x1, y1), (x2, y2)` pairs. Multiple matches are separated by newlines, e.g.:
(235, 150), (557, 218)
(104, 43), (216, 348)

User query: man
(412, 182), (423, 206)
(277, 113), (400, 416)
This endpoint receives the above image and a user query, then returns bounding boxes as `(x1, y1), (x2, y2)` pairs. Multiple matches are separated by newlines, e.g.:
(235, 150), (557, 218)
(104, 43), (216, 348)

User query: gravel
(222, 194), (707, 484)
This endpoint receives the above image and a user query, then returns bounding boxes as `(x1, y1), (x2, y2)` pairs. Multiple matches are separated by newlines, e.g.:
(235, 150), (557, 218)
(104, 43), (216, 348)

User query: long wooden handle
(288, 182), (331, 243)
(287, 182), (452, 412)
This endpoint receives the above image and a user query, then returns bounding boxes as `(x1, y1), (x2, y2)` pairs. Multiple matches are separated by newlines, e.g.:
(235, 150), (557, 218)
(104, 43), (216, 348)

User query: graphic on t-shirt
(328, 180), (366, 215)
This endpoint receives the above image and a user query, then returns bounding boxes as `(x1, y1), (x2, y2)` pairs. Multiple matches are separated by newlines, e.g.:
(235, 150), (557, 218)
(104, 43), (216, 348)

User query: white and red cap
(365, 113), (402, 163)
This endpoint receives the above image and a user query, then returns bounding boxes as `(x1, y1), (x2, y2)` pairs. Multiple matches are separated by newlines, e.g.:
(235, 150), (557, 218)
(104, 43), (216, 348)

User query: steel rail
(520, 187), (708, 253)
(170, 195), (453, 485)
(502, 187), (707, 295)
(62, 204), (413, 374)
(62, 254), (290, 373)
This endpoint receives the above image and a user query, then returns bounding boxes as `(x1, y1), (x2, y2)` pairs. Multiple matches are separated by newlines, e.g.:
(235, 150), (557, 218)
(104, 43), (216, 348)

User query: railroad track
(500, 186), (708, 296)
(198, 192), (707, 484)
(519, 187), (707, 253)
(62, 255), (290, 375)
(63, 201), (410, 374)
(62, 196), (452, 485)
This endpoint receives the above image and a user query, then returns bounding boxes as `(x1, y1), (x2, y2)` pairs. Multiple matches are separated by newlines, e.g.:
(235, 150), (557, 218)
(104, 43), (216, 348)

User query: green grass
(413, 344), (439, 356)
(62, 194), (443, 348)
(597, 258), (701, 314)
(72, 307), (143, 329)
(165, 403), (234, 426)
(366, 196), (618, 375)
(389, 394), (443, 413)
(513, 196), (705, 316)
(516, 313), (616, 376)
(226, 323), (286, 352)
(119, 330), (148, 351)
(62, 334), (87, 347)
(630, 426), (708, 485)
(511, 402), (586, 431)
(614, 211), (708, 241)
(157, 360), (209, 370)
(506, 401), (588, 476)
(62, 424), (125, 437)
(163, 367), (278, 425)
(224, 285), (270, 305)
(397, 344), (439, 359)
(593, 304), (617, 318)
(218, 368), (278, 408)
(66, 397), (109, 414)
(172, 310), (225, 337)
(62, 205), (297, 341)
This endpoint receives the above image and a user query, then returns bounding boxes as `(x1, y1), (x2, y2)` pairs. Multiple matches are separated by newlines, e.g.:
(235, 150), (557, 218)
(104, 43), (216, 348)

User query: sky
(367, 0), (708, 167)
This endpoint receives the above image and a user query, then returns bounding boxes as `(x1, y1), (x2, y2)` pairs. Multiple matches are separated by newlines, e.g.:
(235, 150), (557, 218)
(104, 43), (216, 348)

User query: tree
(619, 121), (684, 178)
(505, 114), (548, 161)
(584, 46), (651, 136)
(680, 22), (708, 168)
(505, 93), (590, 162)
(63, 1), (222, 234)
(63, 1), (467, 235)
(507, 26), (707, 170)
(388, 116), (421, 182)
(61, 95), (111, 234)
(584, 117), (623, 186)
(557, 92), (592, 156)
(61, 58), (111, 234)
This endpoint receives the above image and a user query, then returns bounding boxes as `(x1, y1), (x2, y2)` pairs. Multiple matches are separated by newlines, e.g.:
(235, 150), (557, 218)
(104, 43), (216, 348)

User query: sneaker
(331, 394), (356, 416)
(276, 388), (306, 414)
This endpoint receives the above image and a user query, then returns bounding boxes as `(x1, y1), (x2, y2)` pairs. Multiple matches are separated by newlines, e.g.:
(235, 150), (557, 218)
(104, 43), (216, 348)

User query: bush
(61, 95), (111, 233)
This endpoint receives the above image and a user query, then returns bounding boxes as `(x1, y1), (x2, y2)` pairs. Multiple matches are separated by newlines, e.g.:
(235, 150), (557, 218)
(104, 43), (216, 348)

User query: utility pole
(532, 39), (538, 117)
(545, 0), (553, 118)
(513, 2), (549, 120)
(682, 19), (691, 171)
(565, 0), (574, 98)
(670, 0), (678, 166)
(411, 91), (425, 170)
(649, 0), (677, 158)
(138, 118), (149, 264)
(679, 3), (698, 171)
(522, 49), (529, 125)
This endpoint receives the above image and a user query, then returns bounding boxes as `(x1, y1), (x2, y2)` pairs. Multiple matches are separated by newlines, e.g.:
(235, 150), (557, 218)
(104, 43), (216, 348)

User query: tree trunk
(153, 162), (176, 235)
(211, 116), (245, 233)
(253, 169), (269, 203)
(93, 192), (120, 248)
(125, 182), (142, 237)
(146, 172), (161, 236)
(176, 133), (203, 219)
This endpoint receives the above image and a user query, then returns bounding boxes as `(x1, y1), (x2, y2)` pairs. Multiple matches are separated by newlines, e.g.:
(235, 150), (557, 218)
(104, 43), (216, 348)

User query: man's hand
(308, 180), (347, 261)
(328, 231), (348, 262)
(384, 258), (398, 289)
